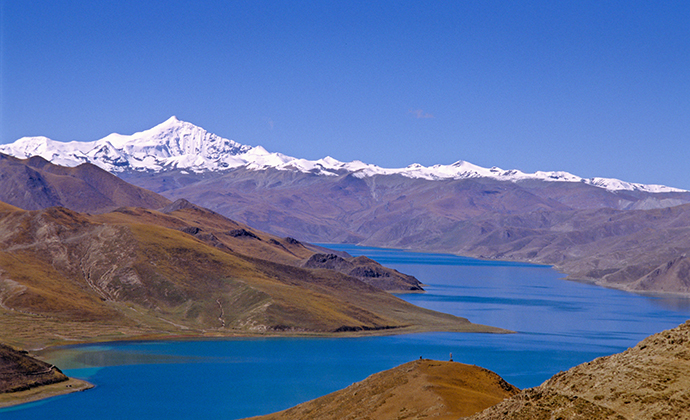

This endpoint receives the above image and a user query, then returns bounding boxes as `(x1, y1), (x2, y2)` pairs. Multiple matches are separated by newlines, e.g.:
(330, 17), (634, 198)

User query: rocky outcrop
(302, 253), (423, 291)
(466, 320), (690, 419)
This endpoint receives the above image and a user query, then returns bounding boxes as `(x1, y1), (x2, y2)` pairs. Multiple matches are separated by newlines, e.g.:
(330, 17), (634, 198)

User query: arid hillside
(246, 321), (690, 420)
(467, 320), (690, 419)
(0, 201), (505, 349)
(246, 359), (519, 420)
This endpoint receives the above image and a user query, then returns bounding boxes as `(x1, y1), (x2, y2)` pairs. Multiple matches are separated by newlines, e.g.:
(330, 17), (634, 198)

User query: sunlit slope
(0, 204), (505, 349)
(97, 199), (424, 291)
(468, 321), (690, 420)
(246, 359), (519, 420)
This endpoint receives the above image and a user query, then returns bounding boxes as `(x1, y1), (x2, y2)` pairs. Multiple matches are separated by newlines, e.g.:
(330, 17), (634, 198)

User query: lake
(3, 245), (690, 419)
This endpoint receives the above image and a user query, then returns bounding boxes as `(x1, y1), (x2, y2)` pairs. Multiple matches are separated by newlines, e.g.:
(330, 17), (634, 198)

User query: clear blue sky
(2, 1), (689, 188)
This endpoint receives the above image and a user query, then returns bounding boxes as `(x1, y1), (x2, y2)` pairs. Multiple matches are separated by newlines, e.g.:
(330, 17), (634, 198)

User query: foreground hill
(467, 320), (690, 419)
(246, 359), (519, 420)
(248, 321), (690, 420)
(0, 202), (504, 349)
(0, 152), (170, 213)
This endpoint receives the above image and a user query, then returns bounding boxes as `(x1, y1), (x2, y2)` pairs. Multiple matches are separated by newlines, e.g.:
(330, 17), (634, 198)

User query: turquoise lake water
(3, 245), (690, 419)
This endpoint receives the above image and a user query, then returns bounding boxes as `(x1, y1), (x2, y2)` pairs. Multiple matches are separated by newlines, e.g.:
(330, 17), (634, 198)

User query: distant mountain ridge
(6, 118), (690, 296)
(1, 117), (684, 194)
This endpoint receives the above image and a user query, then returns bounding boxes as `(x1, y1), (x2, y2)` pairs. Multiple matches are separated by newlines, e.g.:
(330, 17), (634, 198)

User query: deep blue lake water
(3, 245), (690, 419)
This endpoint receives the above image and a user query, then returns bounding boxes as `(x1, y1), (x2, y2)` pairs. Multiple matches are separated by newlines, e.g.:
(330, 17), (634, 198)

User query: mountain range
(2, 116), (685, 194)
(3, 118), (690, 296)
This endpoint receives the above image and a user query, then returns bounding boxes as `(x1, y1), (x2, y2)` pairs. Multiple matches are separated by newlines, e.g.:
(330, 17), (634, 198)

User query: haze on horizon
(2, 1), (689, 189)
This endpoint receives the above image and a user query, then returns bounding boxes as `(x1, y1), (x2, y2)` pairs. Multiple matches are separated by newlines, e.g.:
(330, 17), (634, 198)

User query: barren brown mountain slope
(466, 320), (690, 420)
(102, 198), (423, 291)
(1, 151), (424, 292)
(246, 359), (519, 420)
(0, 203), (505, 349)
(0, 153), (170, 213)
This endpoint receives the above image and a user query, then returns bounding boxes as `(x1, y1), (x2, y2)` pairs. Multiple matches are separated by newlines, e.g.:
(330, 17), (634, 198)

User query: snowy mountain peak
(0, 117), (686, 193)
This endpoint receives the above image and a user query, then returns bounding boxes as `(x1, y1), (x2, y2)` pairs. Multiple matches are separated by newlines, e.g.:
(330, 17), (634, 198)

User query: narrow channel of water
(4, 246), (689, 419)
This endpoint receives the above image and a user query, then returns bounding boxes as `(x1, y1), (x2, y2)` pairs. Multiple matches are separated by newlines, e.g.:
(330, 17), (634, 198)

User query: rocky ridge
(466, 320), (690, 419)
(302, 253), (424, 291)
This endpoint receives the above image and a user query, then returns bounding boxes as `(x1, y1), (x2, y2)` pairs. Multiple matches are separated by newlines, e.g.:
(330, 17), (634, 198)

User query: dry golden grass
(247, 359), (519, 420)
(0, 204), (507, 350)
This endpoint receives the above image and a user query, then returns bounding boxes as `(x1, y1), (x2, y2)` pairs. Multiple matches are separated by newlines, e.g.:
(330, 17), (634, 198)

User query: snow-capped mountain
(1, 116), (685, 193)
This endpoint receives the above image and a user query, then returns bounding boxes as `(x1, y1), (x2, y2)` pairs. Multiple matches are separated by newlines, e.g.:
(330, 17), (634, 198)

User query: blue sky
(2, 1), (689, 188)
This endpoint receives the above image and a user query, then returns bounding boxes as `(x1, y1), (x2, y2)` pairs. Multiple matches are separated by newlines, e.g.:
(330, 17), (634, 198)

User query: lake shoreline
(0, 378), (94, 409)
(319, 243), (690, 299)
(31, 320), (514, 354)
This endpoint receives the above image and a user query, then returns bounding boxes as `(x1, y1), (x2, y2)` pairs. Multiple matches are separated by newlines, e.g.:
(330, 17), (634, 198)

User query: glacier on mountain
(1, 116), (685, 194)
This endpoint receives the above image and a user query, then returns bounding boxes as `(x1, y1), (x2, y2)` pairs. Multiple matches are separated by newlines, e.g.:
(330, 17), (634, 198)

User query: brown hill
(111, 198), (422, 291)
(466, 320), (690, 420)
(0, 153), (170, 213)
(0, 203), (505, 349)
(246, 359), (519, 420)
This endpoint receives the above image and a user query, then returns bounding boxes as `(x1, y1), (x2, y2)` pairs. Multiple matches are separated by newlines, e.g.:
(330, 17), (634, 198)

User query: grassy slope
(0, 204), (506, 349)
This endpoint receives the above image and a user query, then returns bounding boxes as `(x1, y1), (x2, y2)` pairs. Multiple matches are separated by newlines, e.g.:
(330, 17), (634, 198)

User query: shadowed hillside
(0, 343), (67, 393)
(0, 343), (93, 408)
(0, 153), (170, 213)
